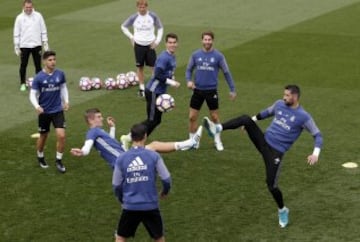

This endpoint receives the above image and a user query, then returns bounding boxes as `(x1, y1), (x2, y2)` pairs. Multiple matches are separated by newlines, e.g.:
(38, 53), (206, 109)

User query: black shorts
(38, 111), (66, 133)
(116, 209), (164, 239)
(190, 88), (219, 111)
(134, 43), (156, 67)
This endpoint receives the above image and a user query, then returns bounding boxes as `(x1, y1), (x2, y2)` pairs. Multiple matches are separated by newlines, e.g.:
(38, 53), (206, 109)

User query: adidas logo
(127, 156), (147, 172)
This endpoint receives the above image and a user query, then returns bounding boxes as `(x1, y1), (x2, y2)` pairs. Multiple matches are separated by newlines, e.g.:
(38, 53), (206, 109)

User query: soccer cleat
(192, 125), (203, 149)
(278, 207), (289, 228)
(38, 157), (49, 169)
(56, 160), (66, 173)
(215, 141), (224, 151)
(203, 117), (217, 138)
(138, 89), (145, 98)
(120, 135), (131, 151)
(20, 84), (27, 91)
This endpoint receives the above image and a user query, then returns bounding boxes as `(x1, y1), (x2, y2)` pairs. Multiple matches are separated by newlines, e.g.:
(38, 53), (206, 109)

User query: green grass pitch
(0, 0), (359, 241)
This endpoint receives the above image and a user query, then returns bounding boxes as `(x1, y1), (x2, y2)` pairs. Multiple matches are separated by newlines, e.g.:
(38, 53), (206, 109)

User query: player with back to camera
(186, 31), (236, 151)
(121, 0), (163, 98)
(203, 84), (323, 228)
(70, 108), (202, 169)
(13, 0), (50, 91)
(120, 33), (180, 149)
(113, 123), (171, 242)
(29, 50), (69, 173)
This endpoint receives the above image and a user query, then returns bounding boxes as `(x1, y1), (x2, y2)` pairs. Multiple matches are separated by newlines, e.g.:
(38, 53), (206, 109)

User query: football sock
(56, 152), (63, 160)
(174, 139), (194, 150)
(139, 84), (145, 91)
(214, 132), (222, 143)
(37, 151), (44, 158)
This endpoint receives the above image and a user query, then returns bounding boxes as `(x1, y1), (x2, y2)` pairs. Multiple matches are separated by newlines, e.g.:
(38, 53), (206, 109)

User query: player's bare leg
(137, 66), (145, 97)
(55, 128), (66, 173)
(209, 109), (223, 151)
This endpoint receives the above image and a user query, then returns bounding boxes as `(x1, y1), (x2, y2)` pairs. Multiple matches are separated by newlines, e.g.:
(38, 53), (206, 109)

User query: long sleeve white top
(13, 9), (48, 48)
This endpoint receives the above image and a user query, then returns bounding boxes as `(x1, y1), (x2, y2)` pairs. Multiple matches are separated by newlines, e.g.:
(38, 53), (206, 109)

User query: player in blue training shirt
(120, 33), (180, 145)
(29, 50), (69, 173)
(70, 108), (202, 169)
(203, 85), (323, 228)
(186, 31), (236, 151)
(113, 123), (171, 242)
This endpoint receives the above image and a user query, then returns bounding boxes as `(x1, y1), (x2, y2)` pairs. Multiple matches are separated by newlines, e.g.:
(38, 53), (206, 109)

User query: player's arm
(220, 56), (236, 99)
(107, 117), (116, 138)
(70, 140), (94, 156)
(153, 13), (163, 47)
(29, 89), (43, 114)
(13, 16), (21, 56)
(60, 83), (69, 111)
(304, 118), (323, 165)
(121, 15), (136, 45)
(185, 55), (196, 89)
(154, 66), (180, 87)
(252, 100), (279, 121)
(156, 156), (171, 198)
(39, 13), (49, 50)
(112, 163), (124, 203)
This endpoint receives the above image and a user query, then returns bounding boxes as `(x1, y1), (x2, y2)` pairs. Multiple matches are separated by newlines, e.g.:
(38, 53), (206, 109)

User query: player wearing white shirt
(13, 0), (49, 91)
(121, 0), (163, 97)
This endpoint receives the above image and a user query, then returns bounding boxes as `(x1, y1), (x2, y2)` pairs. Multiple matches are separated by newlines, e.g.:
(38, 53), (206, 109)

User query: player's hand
(173, 81), (180, 88)
(107, 116), (116, 127)
(307, 154), (318, 165)
(70, 148), (83, 156)
(130, 38), (134, 47)
(36, 106), (44, 114)
(14, 46), (21, 56)
(63, 103), (69, 111)
(160, 191), (168, 199)
(187, 81), (195, 90)
(229, 91), (237, 100)
(150, 42), (158, 49)
(43, 41), (49, 51)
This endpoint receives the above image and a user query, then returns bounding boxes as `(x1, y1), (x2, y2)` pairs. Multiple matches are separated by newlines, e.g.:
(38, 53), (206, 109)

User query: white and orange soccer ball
(79, 76), (92, 91)
(91, 77), (102, 90)
(156, 94), (175, 112)
(116, 73), (129, 89)
(104, 77), (117, 90)
(126, 71), (139, 86)
(26, 77), (34, 88)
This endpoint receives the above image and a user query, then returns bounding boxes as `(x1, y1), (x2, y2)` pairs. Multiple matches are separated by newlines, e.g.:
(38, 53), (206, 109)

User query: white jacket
(13, 9), (48, 48)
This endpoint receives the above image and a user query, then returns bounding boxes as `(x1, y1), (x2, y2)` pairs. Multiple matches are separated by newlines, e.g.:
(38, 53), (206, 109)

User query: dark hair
(202, 31), (214, 40)
(165, 33), (178, 42)
(84, 108), (101, 123)
(130, 123), (147, 142)
(42, 50), (56, 60)
(23, 0), (33, 5)
(285, 84), (301, 98)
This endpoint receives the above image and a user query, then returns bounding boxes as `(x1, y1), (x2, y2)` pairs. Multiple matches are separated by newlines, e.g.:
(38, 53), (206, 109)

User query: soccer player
(70, 108), (202, 169)
(186, 31), (236, 151)
(203, 85), (323, 228)
(113, 123), (171, 242)
(120, 33), (180, 146)
(121, 0), (163, 97)
(29, 50), (69, 173)
(13, 0), (49, 91)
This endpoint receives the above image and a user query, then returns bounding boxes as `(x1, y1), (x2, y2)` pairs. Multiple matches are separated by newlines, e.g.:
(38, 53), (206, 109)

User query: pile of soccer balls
(79, 71), (139, 91)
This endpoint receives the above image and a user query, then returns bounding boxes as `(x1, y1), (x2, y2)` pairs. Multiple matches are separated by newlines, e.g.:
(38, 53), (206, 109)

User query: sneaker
(120, 135), (132, 151)
(278, 207), (289, 228)
(203, 117), (217, 138)
(20, 84), (26, 91)
(56, 160), (66, 173)
(215, 141), (224, 151)
(38, 157), (49, 169)
(192, 125), (203, 149)
(138, 89), (145, 98)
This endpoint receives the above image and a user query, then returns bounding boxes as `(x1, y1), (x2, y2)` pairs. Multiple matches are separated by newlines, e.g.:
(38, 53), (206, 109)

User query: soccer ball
(79, 76), (92, 91)
(156, 94), (175, 112)
(104, 77), (117, 90)
(116, 73), (129, 89)
(126, 71), (139, 86)
(26, 77), (34, 88)
(91, 77), (102, 90)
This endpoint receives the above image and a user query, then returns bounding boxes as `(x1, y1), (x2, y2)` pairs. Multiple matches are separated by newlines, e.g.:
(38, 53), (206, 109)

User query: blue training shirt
(86, 127), (125, 168)
(32, 69), (66, 113)
(185, 49), (235, 92)
(260, 100), (323, 153)
(146, 50), (176, 94)
(112, 146), (171, 210)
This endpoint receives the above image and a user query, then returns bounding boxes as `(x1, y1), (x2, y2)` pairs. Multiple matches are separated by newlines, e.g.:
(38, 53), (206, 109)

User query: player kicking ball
(70, 108), (202, 169)
(203, 85), (323, 228)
